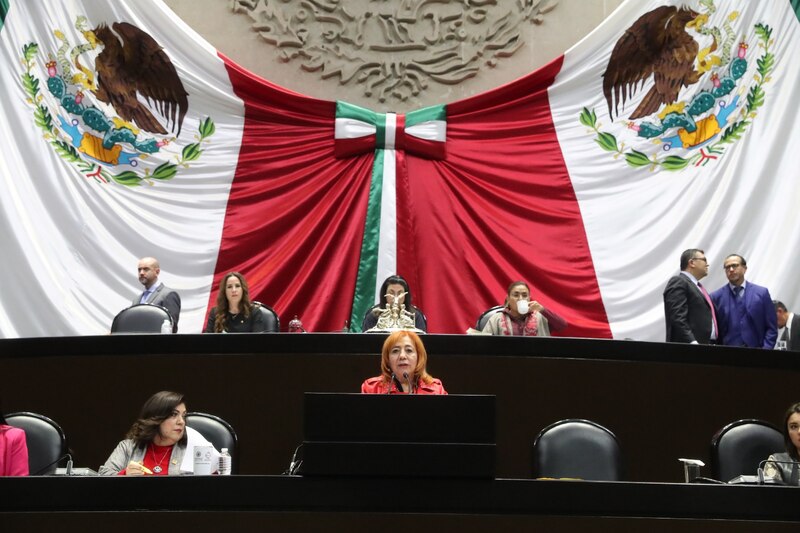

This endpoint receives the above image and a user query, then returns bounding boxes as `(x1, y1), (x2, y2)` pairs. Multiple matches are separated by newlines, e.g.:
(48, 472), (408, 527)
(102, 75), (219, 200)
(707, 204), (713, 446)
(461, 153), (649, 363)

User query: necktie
(698, 283), (718, 338)
(733, 286), (743, 299)
(140, 289), (152, 304)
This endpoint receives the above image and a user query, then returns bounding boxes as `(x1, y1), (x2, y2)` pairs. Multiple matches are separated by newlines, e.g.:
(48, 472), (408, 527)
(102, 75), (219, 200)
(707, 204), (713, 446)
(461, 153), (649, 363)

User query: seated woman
(99, 391), (219, 476)
(0, 406), (29, 476)
(362, 274), (426, 332)
(482, 281), (567, 336)
(205, 272), (270, 333)
(361, 330), (446, 394)
(764, 402), (800, 485)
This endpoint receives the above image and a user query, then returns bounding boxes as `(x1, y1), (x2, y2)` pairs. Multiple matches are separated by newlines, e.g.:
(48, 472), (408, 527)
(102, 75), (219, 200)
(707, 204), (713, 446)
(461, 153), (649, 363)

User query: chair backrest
(111, 304), (172, 334)
(361, 304), (428, 332)
(186, 412), (239, 474)
(253, 302), (279, 332)
(710, 419), (784, 481)
(532, 419), (622, 481)
(476, 305), (504, 330)
(5, 412), (68, 475)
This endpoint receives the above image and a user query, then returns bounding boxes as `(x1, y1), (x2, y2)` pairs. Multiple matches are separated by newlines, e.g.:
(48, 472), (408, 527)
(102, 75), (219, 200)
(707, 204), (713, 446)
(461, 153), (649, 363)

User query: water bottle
(218, 448), (232, 476)
(160, 319), (172, 334)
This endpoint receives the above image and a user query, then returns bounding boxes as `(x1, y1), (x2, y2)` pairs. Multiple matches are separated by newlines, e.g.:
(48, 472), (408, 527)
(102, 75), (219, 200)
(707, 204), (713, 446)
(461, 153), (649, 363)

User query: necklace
(149, 444), (172, 474)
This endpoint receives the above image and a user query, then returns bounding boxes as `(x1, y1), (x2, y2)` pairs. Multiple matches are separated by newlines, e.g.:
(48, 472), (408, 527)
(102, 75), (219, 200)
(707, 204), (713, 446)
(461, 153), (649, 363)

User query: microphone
(403, 372), (414, 395)
(284, 443), (303, 475)
(757, 458), (799, 485)
(387, 373), (396, 394)
(33, 453), (72, 476)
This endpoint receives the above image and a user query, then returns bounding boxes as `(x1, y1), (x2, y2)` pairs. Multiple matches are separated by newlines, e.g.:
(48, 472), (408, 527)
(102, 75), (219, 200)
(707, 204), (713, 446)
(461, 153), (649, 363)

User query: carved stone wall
(165, 0), (624, 112)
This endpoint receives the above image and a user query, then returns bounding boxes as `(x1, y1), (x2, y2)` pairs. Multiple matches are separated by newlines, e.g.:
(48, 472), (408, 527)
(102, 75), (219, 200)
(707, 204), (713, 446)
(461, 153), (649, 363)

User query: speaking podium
(302, 392), (496, 478)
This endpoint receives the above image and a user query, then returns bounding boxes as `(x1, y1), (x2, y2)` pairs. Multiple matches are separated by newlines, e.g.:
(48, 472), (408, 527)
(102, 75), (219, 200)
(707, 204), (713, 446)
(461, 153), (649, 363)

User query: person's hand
(125, 461), (151, 476)
(530, 301), (544, 313)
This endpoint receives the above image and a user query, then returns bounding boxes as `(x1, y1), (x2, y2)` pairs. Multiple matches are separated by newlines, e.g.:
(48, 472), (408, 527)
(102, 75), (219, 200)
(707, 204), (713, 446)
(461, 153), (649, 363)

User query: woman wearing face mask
(361, 330), (446, 394)
(205, 272), (269, 333)
(361, 274), (427, 332)
(481, 281), (567, 336)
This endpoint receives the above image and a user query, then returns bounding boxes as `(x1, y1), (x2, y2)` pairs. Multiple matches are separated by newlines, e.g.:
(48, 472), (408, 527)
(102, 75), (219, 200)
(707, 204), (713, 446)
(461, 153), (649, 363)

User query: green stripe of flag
(406, 104), (445, 127)
(336, 100), (378, 124)
(348, 149), (385, 331)
(0, 0), (11, 32)
(375, 113), (387, 147)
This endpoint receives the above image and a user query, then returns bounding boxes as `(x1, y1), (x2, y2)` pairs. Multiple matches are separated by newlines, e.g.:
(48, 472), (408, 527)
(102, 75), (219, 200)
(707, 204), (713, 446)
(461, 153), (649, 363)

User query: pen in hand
(132, 461), (153, 475)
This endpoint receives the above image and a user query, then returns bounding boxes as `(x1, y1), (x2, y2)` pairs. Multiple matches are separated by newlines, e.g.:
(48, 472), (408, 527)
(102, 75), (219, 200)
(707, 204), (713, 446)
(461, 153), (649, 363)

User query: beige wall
(165, 0), (623, 111)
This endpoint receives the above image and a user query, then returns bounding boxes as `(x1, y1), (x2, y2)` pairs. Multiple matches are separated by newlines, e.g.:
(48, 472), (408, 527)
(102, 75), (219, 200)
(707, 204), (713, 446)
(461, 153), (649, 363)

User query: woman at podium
(361, 330), (447, 394)
(763, 402), (800, 485)
(99, 391), (219, 476)
(482, 281), (567, 336)
(205, 272), (269, 333)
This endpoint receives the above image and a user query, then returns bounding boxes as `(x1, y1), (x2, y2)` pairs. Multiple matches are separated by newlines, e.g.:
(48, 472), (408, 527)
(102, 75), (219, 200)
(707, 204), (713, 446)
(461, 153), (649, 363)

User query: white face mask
(516, 299), (529, 315)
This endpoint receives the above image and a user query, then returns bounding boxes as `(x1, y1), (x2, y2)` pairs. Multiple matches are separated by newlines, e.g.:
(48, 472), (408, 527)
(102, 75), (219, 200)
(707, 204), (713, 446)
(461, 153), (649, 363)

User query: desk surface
(3, 333), (800, 369)
(1, 475), (798, 522)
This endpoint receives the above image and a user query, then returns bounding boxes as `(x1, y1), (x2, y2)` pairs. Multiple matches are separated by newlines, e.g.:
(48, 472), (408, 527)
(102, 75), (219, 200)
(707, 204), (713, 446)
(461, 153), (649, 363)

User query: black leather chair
(710, 419), (783, 482)
(532, 419), (622, 481)
(186, 412), (239, 474)
(475, 305), (504, 330)
(111, 304), (173, 334)
(252, 302), (279, 332)
(5, 412), (68, 475)
(361, 304), (428, 332)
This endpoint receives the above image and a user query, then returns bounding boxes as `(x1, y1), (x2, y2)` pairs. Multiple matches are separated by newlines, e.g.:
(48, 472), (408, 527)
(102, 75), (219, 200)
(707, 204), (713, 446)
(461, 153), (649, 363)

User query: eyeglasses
(691, 257), (708, 263)
(723, 263), (742, 270)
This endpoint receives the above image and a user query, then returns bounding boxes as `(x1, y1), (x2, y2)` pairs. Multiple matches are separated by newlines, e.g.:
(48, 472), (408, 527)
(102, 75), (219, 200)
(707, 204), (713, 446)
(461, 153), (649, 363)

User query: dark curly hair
(125, 391), (187, 448)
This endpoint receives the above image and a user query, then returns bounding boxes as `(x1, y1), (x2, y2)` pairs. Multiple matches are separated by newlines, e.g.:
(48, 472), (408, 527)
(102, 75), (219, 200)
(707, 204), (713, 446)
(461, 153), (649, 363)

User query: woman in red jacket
(361, 330), (447, 395)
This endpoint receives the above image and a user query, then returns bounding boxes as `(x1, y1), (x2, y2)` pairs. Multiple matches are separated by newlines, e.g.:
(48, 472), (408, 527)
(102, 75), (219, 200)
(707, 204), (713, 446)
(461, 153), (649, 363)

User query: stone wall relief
(231, 0), (558, 103)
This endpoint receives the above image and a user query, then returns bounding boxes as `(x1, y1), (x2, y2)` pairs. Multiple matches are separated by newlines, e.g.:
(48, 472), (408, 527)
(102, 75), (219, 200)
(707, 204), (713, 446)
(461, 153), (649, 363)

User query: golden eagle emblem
(92, 22), (188, 135)
(603, 6), (702, 120)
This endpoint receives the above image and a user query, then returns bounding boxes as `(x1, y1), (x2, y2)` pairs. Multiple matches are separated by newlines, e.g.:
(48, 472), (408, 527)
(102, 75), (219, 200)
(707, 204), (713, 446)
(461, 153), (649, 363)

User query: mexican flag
(1, 0), (798, 339)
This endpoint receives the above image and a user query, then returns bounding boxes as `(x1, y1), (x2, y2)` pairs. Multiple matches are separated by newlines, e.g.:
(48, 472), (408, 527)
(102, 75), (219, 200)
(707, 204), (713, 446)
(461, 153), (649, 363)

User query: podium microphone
(33, 453), (72, 476)
(403, 372), (413, 395)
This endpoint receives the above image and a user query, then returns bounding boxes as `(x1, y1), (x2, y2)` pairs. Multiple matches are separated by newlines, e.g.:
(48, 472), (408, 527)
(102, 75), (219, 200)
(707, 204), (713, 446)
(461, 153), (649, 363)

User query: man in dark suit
(774, 301), (799, 351)
(133, 256), (181, 332)
(663, 248), (717, 344)
(710, 254), (776, 349)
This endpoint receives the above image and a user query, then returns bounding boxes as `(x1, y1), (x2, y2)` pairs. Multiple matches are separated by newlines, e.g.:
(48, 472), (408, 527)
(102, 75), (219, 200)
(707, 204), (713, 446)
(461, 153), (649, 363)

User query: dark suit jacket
(710, 282), (777, 349)
(133, 283), (181, 332)
(786, 314), (800, 351)
(663, 273), (713, 344)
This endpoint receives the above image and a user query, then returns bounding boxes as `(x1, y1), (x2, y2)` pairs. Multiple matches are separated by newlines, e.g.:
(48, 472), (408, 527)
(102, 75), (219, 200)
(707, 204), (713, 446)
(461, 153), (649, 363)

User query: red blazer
(0, 425), (29, 476)
(361, 376), (447, 395)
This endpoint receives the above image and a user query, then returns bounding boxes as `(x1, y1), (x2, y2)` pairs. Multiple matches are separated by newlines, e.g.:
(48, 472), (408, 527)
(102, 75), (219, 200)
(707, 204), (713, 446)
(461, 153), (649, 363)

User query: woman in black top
(361, 274), (426, 332)
(205, 272), (268, 333)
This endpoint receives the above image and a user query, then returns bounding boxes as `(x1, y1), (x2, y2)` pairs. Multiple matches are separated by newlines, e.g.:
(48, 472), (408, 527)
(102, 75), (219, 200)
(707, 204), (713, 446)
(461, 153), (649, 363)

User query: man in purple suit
(710, 254), (777, 349)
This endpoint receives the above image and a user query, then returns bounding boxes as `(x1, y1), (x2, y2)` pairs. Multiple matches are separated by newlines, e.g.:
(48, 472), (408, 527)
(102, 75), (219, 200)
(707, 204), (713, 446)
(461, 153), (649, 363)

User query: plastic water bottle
(160, 319), (172, 334)
(218, 448), (232, 476)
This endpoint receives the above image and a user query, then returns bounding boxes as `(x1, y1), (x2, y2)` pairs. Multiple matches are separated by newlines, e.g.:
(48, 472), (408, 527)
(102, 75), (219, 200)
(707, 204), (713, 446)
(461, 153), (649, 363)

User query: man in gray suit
(133, 256), (181, 332)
